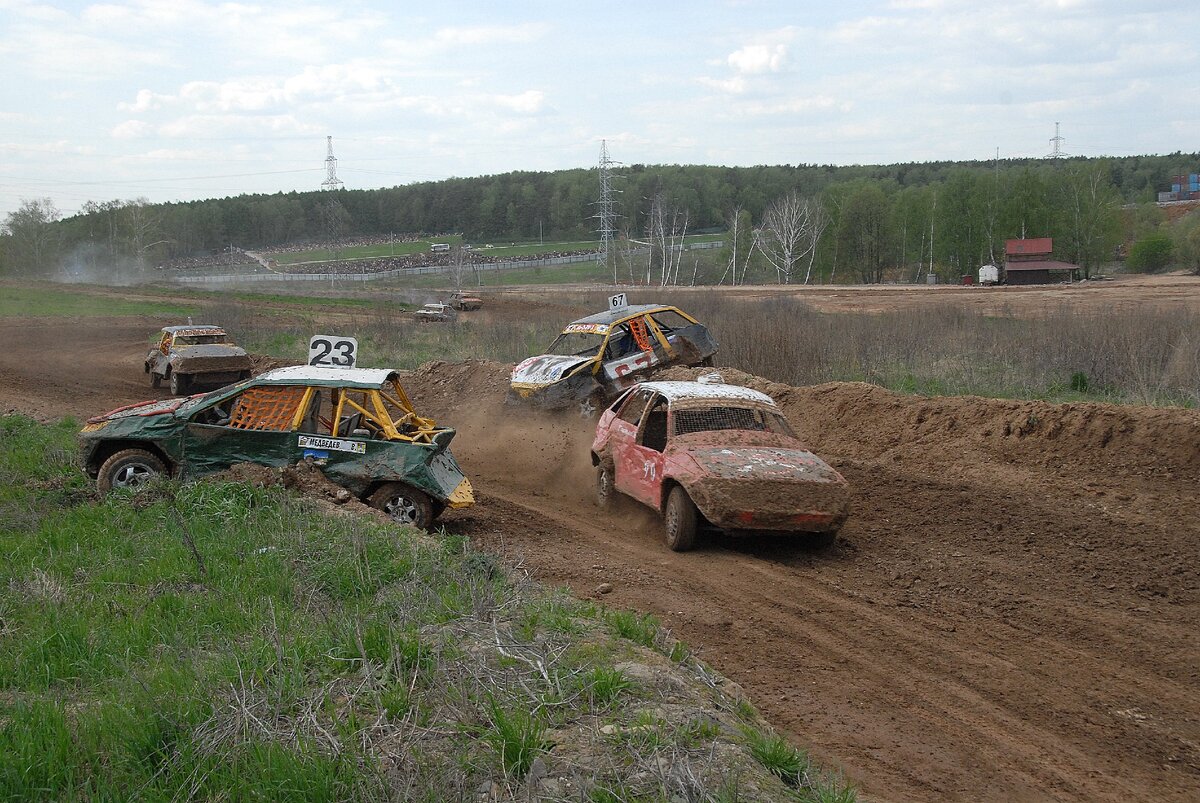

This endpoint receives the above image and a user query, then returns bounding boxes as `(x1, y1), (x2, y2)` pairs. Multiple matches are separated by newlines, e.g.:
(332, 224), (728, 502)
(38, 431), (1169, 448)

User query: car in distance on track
(509, 303), (718, 414)
(414, 303), (456, 322)
(590, 379), (849, 551)
(145, 324), (252, 395)
(80, 365), (474, 528)
(448, 292), (483, 311)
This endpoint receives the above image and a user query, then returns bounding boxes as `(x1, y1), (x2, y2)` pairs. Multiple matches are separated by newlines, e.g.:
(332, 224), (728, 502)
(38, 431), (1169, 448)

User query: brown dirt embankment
(404, 358), (1200, 803)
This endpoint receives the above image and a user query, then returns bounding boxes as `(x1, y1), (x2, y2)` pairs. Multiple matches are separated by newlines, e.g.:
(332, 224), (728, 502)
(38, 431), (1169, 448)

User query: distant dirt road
(2, 297), (1198, 802)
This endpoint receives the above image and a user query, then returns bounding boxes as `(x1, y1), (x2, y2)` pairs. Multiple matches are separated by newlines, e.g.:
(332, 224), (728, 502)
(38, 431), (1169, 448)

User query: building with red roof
(1003, 238), (1080, 285)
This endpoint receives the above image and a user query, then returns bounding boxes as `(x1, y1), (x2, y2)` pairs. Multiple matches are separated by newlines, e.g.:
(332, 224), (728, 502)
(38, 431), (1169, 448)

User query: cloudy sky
(1, 0), (1197, 220)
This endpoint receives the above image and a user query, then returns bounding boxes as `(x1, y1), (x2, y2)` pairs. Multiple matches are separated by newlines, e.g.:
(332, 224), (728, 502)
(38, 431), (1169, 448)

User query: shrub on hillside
(1126, 231), (1174, 273)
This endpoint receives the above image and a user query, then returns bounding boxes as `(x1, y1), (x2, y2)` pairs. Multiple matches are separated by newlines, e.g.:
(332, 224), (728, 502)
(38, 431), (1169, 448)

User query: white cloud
(698, 75), (747, 94)
(111, 119), (152, 138)
(728, 43), (788, 74)
(492, 90), (546, 114)
(119, 89), (163, 113)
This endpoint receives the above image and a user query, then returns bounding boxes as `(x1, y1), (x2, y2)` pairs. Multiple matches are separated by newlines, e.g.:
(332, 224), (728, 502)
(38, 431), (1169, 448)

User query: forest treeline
(3, 152), (1199, 282)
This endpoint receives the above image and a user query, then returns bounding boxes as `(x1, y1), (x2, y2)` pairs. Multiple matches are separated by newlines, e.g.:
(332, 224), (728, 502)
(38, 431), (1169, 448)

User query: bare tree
(756, 192), (827, 284)
(448, 244), (468, 291)
(644, 192), (690, 286)
(121, 197), (164, 273)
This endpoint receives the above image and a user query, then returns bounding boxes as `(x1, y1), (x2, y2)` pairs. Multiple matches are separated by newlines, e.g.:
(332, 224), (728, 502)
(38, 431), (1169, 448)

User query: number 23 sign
(309, 335), (358, 368)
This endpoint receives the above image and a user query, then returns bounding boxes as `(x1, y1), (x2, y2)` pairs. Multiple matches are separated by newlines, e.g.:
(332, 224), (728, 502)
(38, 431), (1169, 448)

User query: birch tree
(718, 206), (754, 286)
(1057, 164), (1120, 279)
(756, 192), (827, 284)
(644, 192), (690, 286)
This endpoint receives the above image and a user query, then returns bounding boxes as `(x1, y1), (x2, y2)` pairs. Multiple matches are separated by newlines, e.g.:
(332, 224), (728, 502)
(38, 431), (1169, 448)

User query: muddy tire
(369, 483), (433, 529)
(169, 371), (189, 396)
(664, 486), (698, 552)
(805, 530), (838, 549)
(150, 372), (162, 388)
(97, 448), (166, 493)
(596, 460), (616, 510)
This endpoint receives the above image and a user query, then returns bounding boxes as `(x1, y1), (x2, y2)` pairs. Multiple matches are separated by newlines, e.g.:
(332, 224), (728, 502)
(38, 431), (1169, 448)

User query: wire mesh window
(227, 386), (308, 431)
(673, 406), (795, 437)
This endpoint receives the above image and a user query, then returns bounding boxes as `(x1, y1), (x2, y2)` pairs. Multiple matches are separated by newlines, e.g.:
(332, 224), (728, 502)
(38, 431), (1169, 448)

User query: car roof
(634, 381), (777, 405)
(254, 365), (399, 388)
(162, 325), (225, 333)
(570, 304), (675, 327)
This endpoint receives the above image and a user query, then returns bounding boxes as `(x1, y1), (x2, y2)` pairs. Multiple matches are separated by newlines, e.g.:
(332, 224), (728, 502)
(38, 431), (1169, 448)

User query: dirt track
(2, 313), (1199, 802)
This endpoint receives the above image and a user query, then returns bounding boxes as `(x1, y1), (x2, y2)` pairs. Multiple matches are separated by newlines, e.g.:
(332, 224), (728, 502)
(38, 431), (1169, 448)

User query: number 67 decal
(308, 335), (358, 368)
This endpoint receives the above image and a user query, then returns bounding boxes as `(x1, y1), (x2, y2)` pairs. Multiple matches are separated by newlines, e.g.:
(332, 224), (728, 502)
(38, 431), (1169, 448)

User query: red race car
(590, 379), (850, 551)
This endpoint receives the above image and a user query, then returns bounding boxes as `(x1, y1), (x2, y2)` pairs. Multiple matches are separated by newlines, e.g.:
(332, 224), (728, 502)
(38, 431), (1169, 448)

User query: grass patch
(481, 699), (549, 778)
(0, 285), (196, 318)
(743, 727), (809, 786)
(604, 609), (660, 648)
(1, 414), (856, 800)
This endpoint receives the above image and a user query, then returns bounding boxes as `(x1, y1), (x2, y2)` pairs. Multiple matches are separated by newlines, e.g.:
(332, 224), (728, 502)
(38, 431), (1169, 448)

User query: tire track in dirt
(453, 475), (1195, 801)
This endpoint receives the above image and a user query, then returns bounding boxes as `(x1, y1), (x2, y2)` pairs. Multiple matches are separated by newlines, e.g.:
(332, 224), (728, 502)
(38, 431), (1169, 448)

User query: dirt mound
(418, 360), (1200, 478)
(249, 354), (297, 375)
(403, 358), (514, 412)
(217, 460), (388, 522)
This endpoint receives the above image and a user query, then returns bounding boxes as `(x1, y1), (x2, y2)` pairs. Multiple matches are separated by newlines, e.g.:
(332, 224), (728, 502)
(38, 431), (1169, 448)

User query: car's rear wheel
(369, 483), (433, 529)
(97, 448), (166, 493)
(596, 460), (616, 510)
(169, 371), (189, 395)
(664, 486), (698, 552)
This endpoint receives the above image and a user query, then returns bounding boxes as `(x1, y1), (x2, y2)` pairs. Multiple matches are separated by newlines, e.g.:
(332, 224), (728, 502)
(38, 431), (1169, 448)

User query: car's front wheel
(169, 372), (189, 395)
(805, 530), (838, 549)
(97, 448), (166, 493)
(369, 483), (434, 529)
(150, 372), (162, 388)
(596, 460), (616, 510)
(663, 486), (698, 552)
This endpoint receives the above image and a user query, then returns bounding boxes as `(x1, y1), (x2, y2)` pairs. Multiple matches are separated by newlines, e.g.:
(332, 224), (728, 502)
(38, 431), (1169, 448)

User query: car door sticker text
(643, 460), (656, 480)
(298, 435), (366, 454)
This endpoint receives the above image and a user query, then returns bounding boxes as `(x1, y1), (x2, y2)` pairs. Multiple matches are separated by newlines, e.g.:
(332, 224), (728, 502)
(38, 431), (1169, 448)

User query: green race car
(80, 365), (474, 528)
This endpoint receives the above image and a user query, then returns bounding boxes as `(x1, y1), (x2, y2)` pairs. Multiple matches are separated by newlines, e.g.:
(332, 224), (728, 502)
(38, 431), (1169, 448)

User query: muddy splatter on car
(590, 378), (848, 550)
(145, 324), (251, 395)
(510, 302), (718, 415)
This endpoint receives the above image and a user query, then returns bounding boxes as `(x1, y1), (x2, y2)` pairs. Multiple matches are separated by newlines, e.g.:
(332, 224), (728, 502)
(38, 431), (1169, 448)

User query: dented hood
(88, 397), (187, 424)
(511, 354), (595, 387)
(687, 447), (844, 484)
(172, 344), (248, 359)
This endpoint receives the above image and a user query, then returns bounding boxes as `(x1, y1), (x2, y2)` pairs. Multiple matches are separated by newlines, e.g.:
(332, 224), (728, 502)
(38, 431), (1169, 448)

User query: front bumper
(508, 372), (602, 410)
(687, 477), (850, 533)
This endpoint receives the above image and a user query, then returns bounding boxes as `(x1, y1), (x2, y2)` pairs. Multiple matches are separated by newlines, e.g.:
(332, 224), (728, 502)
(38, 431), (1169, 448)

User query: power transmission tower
(321, 135), (344, 190)
(1046, 122), (1067, 159)
(594, 140), (621, 283)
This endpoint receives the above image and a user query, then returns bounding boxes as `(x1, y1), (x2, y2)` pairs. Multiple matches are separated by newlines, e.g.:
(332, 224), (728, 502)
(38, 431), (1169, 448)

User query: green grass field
(0, 416), (853, 802)
(0, 286), (197, 319)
